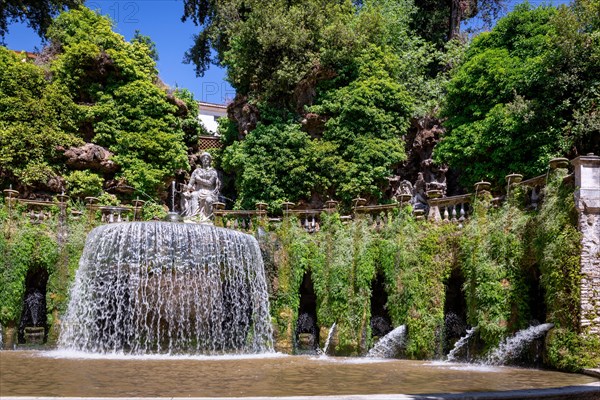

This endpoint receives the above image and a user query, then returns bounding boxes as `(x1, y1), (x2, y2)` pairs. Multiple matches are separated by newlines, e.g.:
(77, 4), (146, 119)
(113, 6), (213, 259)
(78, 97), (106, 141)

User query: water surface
(1, 351), (597, 397)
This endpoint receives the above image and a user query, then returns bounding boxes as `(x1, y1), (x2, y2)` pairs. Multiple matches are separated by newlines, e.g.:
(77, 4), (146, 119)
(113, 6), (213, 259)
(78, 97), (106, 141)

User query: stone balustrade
(0, 157), (585, 233)
(428, 194), (471, 225)
(213, 209), (265, 232)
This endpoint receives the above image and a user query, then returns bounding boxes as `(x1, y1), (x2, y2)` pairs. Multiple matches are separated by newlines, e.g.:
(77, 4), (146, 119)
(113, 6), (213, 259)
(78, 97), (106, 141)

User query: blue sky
(3, 0), (568, 105)
(3, 0), (234, 104)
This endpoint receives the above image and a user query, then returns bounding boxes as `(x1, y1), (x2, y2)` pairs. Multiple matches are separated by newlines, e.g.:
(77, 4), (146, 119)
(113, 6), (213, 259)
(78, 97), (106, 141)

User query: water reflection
(1, 351), (597, 397)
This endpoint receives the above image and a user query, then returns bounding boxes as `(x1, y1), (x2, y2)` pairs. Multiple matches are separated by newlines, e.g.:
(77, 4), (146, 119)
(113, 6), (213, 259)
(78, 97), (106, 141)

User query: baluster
(459, 203), (466, 221)
(451, 204), (458, 222)
(443, 206), (449, 222)
(248, 218), (254, 231)
(233, 218), (239, 230)
(304, 217), (310, 232)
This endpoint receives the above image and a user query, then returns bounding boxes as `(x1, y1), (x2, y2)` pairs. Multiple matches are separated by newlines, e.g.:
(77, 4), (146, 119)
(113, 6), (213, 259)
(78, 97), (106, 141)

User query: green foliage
(221, 44), (418, 208)
(377, 211), (457, 358)
(91, 80), (189, 194)
(1, 7), (196, 201)
(0, 217), (60, 325)
(222, 122), (315, 211)
(459, 197), (531, 348)
(272, 211), (456, 357)
(140, 202), (168, 220)
(0, 0), (82, 38)
(310, 214), (376, 354)
(436, 3), (600, 187)
(309, 46), (411, 202)
(533, 171), (582, 330)
(197, 0), (462, 207)
(269, 218), (316, 352)
(546, 328), (600, 372)
(46, 7), (190, 198)
(65, 170), (103, 198)
(0, 47), (82, 189)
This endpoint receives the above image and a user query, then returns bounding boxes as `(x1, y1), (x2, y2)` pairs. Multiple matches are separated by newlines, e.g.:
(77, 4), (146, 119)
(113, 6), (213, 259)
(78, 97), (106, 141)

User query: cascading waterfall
(487, 323), (554, 365)
(447, 326), (477, 362)
(366, 325), (407, 358)
(59, 222), (273, 355)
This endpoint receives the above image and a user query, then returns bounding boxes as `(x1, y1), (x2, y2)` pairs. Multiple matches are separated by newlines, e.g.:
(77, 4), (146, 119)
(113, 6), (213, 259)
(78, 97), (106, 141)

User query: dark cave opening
(18, 266), (49, 344)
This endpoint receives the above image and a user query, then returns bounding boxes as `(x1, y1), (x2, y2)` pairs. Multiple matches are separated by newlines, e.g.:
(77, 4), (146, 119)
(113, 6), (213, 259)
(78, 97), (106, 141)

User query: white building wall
(198, 102), (227, 135)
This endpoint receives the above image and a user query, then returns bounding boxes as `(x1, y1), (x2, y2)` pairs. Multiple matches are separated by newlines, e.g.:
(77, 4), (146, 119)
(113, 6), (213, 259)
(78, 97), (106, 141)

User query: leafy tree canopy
(213, 1), (440, 209)
(1, 7), (199, 199)
(0, 0), (82, 39)
(435, 2), (600, 188)
(0, 47), (81, 190)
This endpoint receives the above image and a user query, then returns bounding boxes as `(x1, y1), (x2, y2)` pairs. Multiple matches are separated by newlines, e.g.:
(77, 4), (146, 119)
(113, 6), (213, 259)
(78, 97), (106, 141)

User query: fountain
(487, 323), (554, 365)
(58, 222), (273, 354)
(447, 326), (477, 362)
(366, 325), (407, 358)
(320, 322), (336, 355)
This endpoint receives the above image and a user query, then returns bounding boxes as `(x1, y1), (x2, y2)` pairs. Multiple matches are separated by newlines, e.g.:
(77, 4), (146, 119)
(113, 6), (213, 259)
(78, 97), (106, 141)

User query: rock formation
(62, 143), (119, 174)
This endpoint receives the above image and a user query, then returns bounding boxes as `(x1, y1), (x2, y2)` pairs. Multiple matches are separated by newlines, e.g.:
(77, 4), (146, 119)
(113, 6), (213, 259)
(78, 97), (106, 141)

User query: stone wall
(572, 154), (600, 336)
(579, 213), (600, 335)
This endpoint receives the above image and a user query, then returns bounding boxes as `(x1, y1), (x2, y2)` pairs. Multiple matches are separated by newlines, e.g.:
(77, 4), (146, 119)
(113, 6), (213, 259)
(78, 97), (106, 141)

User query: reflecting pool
(1, 351), (598, 397)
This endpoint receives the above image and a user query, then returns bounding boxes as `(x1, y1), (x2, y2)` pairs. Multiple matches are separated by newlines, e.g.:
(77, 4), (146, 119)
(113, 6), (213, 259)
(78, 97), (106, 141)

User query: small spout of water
(367, 325), (407, 358)
(447, 326), (477, 362)
(320, 323), (336, 355)
(487, 323), (554, 365)
(171, 181), (176, 213)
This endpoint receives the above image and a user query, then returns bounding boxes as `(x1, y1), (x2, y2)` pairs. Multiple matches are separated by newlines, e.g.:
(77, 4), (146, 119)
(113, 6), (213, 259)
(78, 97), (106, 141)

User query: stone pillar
(572, 154), (600, 335)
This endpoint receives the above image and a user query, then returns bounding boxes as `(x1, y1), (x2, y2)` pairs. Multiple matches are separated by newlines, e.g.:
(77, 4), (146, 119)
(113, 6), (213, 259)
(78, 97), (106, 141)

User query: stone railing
(428, 194), (471, 225)
(0, 157), (579, 233)
(1, 190), (146, 225)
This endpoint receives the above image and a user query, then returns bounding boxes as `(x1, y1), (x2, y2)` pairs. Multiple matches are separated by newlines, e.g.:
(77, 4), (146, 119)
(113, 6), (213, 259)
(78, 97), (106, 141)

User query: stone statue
(413, 172), (428, 210)
(398, 180), (414, 196)
(181, 152), (220, 222)
(393, 179), (414, 203)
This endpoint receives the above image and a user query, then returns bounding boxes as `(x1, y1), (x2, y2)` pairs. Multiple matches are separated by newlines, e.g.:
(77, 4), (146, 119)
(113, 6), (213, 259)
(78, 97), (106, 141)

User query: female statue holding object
(181, 152), (220, 222)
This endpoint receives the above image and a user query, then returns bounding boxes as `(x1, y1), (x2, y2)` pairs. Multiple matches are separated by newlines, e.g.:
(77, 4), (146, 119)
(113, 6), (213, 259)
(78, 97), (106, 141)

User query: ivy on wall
(0, 200), (92, 345)
(269, 171), (598, 368)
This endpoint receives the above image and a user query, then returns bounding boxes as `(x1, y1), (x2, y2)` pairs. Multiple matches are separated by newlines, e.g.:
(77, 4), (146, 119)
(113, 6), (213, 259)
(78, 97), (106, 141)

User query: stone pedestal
(572, 154), (600, 335)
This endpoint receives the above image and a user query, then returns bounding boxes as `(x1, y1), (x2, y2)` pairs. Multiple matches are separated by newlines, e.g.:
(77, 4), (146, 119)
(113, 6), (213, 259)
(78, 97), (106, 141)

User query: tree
(0, 47), (81, 190)
(221, 122), (316, 210)
(1, 7), (196, 199)
(435, 3), (600, 188)
(309, 45), (412, 202)
(45, 7), (190, 197)
(411, 0), (505, 46)
(0, 0), (82, 39)
(208, 1), (433, 208)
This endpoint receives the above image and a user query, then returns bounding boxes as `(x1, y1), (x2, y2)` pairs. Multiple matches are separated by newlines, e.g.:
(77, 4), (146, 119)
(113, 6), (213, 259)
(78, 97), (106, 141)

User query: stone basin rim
(2, 382), (599, 400)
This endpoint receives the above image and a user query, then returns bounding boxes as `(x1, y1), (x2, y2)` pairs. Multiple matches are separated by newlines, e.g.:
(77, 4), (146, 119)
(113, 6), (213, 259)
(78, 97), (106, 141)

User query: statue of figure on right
(413, 172), (428, 210)
(393, 179), (413, 202)
(181, 152), (220, 223)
